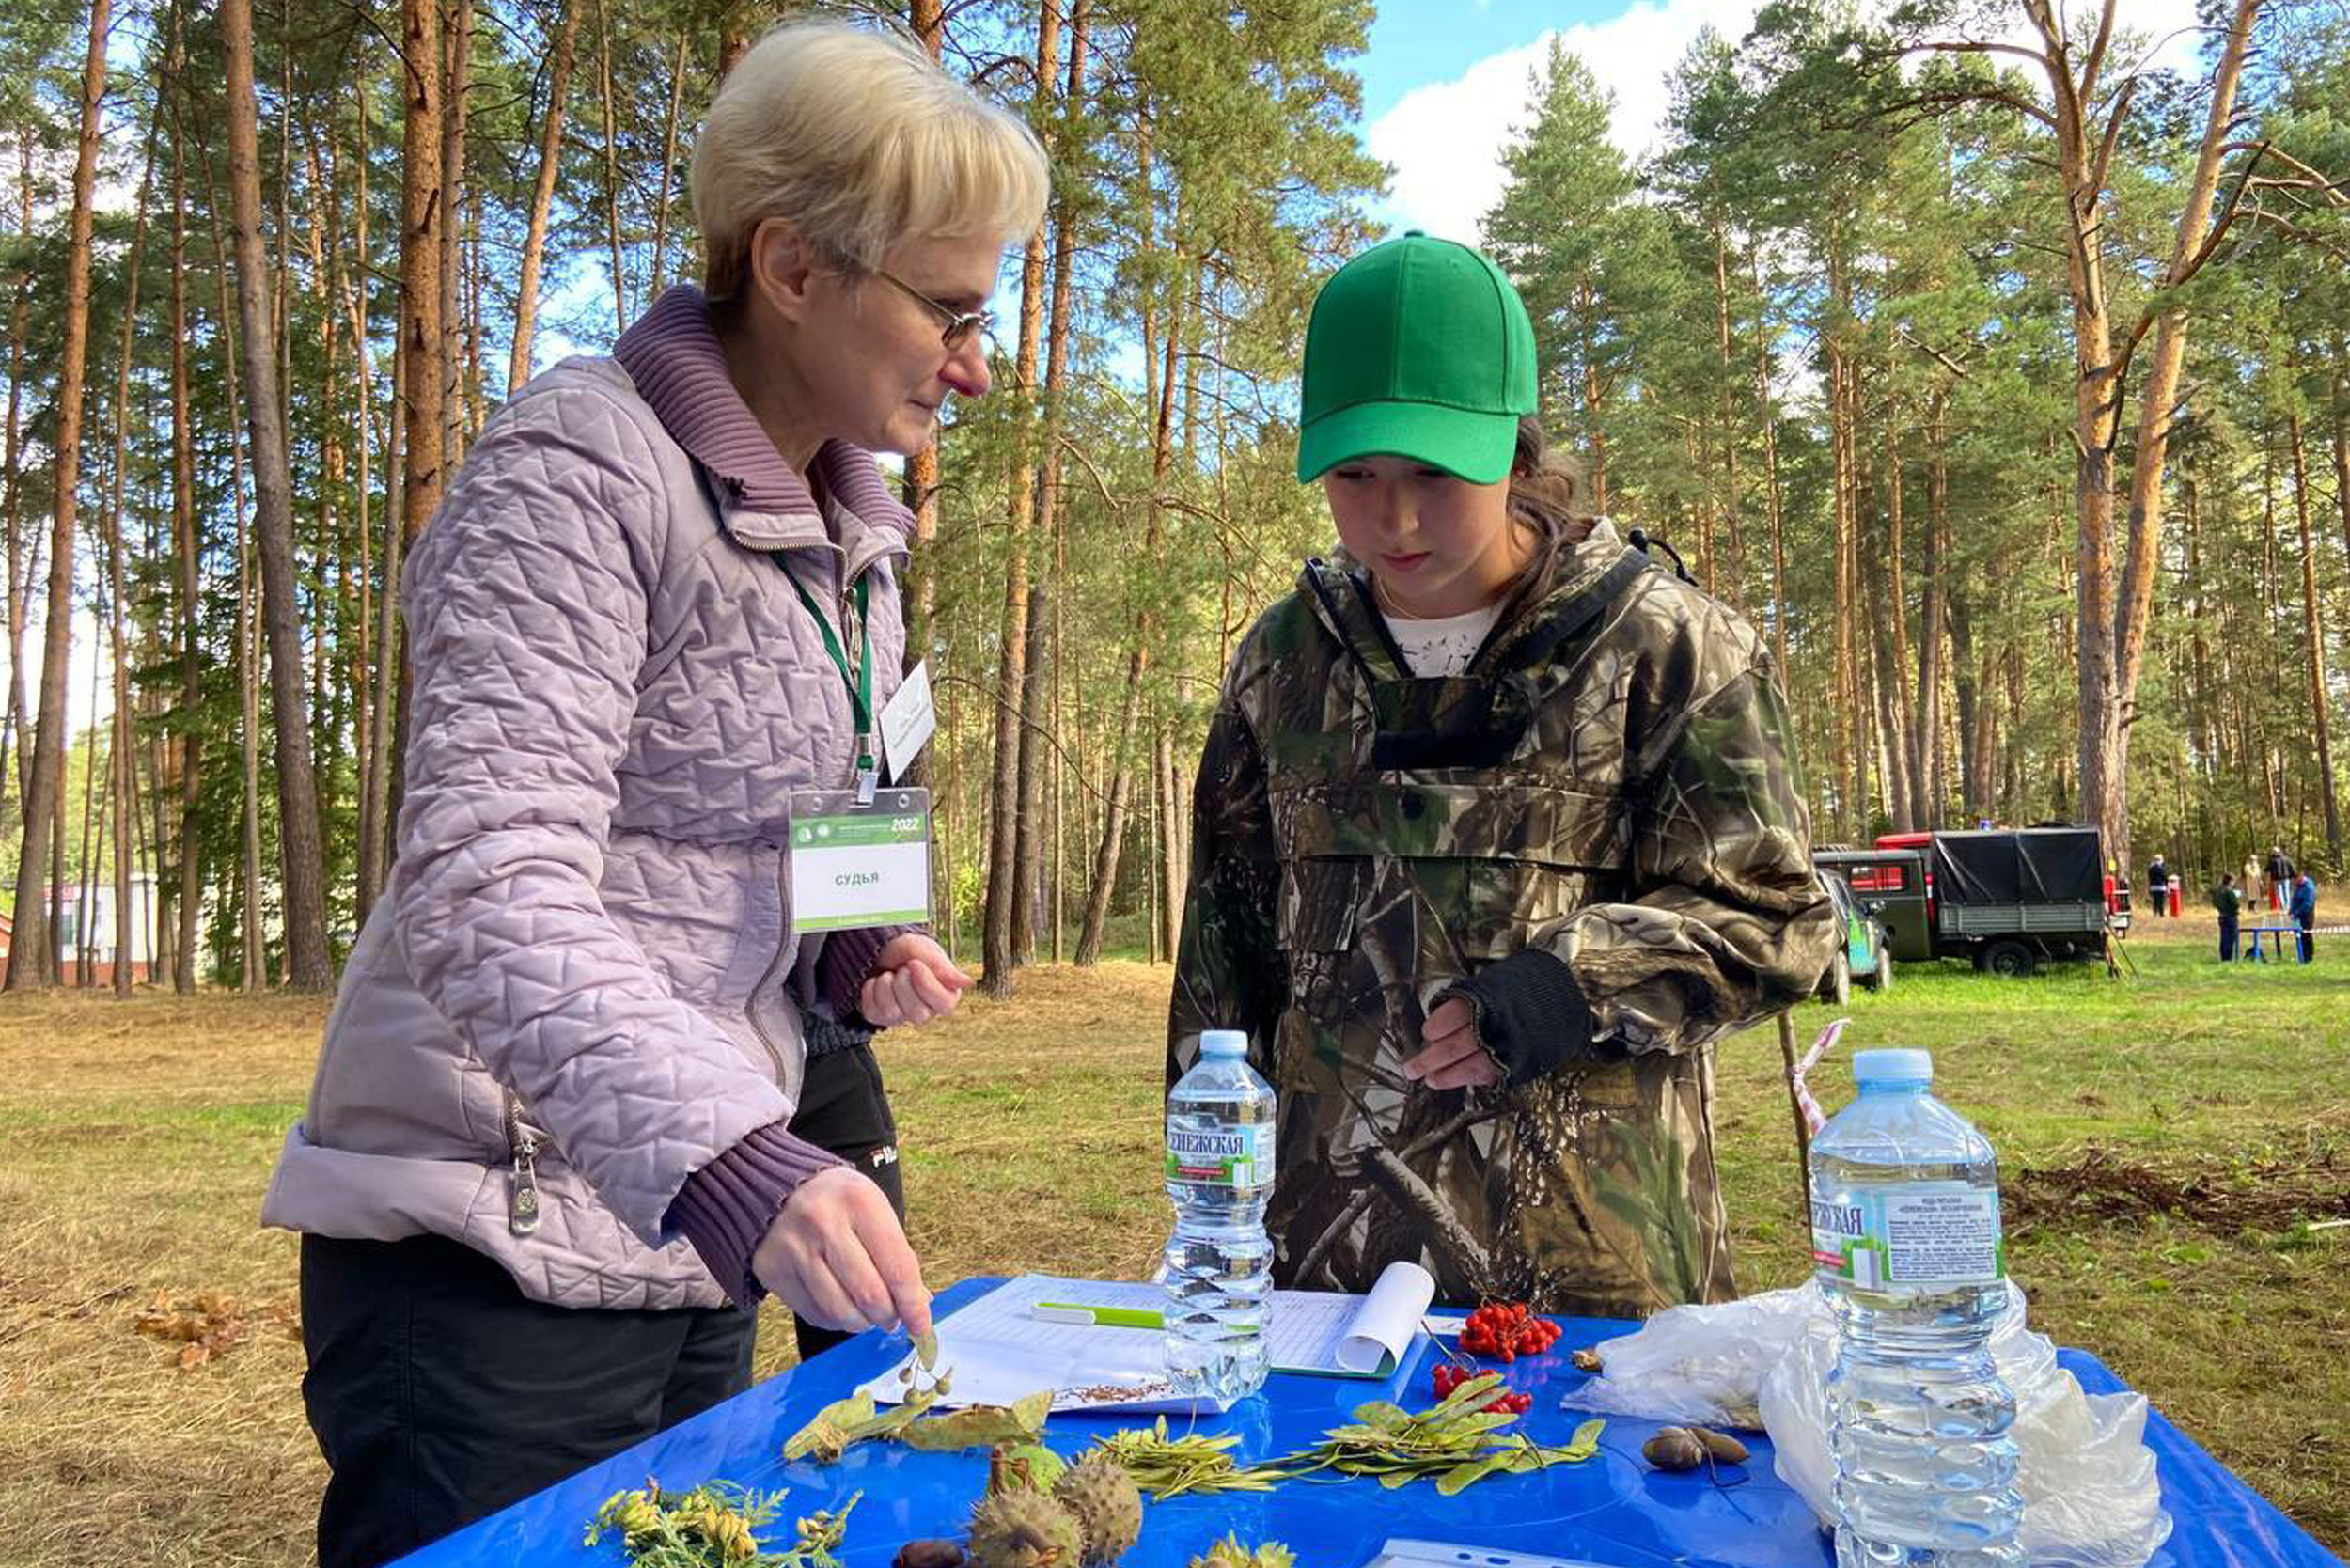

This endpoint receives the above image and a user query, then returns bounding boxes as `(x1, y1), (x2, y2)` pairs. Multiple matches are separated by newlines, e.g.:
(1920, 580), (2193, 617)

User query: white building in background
(0, 873), (161, 984)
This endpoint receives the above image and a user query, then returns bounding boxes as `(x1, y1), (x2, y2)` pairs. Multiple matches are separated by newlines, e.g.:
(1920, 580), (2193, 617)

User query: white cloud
(1369, 0), (2211, 247)
(1368, 0), (1770, 244)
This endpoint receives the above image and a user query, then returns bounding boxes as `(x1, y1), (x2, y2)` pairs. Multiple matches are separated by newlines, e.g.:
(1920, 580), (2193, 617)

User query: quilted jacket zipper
(504, 1088), (543, 1236)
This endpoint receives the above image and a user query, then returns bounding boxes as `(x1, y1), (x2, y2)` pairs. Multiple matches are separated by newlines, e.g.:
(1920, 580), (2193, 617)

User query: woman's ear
(748, 217), (821, 326)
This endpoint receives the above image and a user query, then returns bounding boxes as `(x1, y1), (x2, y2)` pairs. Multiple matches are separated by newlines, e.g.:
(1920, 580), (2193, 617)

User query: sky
(27, 0), (2214, 743)
(1356, 0), (2204, 244)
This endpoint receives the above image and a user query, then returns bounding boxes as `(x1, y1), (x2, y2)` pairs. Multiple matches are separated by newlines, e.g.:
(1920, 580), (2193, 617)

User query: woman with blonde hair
(262, 23), (1046, 1564)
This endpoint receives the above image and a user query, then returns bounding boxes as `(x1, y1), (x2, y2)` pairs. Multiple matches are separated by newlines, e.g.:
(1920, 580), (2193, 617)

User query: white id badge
(879, 659), (937, 783)
(786, 786), (934, 937)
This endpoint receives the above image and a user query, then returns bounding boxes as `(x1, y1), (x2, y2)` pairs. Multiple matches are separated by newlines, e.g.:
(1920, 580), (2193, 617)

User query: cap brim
(1296, 400), (1517, 485)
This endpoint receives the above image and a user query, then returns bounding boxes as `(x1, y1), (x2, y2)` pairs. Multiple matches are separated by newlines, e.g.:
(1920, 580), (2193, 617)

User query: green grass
(0, 927), (2343, 1564)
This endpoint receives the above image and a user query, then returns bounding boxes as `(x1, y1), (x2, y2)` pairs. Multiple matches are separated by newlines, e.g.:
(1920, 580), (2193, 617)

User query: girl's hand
(859, 933), (975, 1027)
(1402, 996), (1501, 1090)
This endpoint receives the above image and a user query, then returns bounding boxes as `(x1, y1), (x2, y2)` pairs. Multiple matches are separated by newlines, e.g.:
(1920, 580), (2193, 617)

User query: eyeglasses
(870, 266), (994, 353)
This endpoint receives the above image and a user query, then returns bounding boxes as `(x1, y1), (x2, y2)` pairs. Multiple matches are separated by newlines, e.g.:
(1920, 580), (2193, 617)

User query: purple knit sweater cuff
(818, 924), (921, 1022)
(669, 1122), (848, 1308)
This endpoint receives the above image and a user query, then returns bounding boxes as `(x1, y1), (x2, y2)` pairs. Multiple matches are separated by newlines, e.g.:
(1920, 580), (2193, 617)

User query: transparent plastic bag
(1559, 1281), (2171, 1567)
(1756, 1281), (2172, 1568)
(1558, 1285), (1819, 1430)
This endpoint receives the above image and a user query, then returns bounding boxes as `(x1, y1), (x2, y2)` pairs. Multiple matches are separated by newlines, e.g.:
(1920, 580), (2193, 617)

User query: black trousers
(2218, 915), (2238, 962)
(301, 1042), (903, 1568)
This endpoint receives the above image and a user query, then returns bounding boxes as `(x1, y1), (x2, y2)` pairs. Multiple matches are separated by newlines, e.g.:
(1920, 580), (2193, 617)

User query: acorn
(1641, 1426), (1707, 1471)
(1689, 1426), (1748, 1464)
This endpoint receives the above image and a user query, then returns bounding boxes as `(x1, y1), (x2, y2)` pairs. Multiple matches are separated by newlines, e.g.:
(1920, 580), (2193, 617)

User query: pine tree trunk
(979, 1), (1062, 997)
(102, 129), (158, 992)
(1080, 176), (1180, 966)
(441, 0), (473, 467)
(167, 59), (203, 991)
(650, 33), (687, 297)
(509, 0), (581, 393)
(1880, 400), (1919, 830)
(1917, 391), (1950, 827)
(1709, 220), (1743, 608)
(2287, 412), (2341, 862)
(1749, 251), (1791, 686)
(897, 2), (946, 698)
(6, 0), (108, 990)
(1009, 2), (1084, 975)
(1, 133), (31, 813)
(224, 0), (334, 987)
(597, 0), (627, 332)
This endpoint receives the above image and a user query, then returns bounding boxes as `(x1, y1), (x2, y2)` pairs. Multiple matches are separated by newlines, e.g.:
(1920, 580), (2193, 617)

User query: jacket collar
(1297, 518), (1642, 680)
(613, 285), (912, 578)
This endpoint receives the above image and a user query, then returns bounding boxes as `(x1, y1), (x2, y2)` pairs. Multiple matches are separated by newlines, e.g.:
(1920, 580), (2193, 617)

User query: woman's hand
(859, 933), (975, 1027)
(751, 1166), (933, 1337)
(1402, 996), (1502, 1090)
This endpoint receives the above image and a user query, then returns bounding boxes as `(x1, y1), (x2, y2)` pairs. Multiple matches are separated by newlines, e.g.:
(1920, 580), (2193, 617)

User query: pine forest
(1, 0), (2346, 994)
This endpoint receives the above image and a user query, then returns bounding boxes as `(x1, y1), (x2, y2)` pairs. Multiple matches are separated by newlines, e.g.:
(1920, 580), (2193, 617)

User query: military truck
(1816, 825), (2117, 977)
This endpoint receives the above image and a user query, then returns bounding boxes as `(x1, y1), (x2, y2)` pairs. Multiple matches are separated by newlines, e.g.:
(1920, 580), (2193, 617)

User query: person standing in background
(2268, 844), (2295, 911)
(2145, 854), (2170, 917)
(2211, 874), (2241, 962)
(2289, 871), (2318, 963)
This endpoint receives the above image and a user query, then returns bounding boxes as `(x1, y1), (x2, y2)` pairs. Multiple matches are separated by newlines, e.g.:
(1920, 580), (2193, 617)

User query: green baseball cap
(1296, 232), (1538, 485)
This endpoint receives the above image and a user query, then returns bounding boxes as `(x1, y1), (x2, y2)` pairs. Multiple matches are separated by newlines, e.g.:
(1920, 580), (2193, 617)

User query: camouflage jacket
(1167, 520), (1835, 1319)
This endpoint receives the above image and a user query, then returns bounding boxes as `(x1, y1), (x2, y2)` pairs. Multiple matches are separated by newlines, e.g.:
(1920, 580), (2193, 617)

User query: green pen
(1032, 1301), (1165, 1329)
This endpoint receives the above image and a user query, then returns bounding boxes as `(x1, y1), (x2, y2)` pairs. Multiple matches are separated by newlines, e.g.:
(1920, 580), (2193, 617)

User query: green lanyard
(786, 568), (876, 792)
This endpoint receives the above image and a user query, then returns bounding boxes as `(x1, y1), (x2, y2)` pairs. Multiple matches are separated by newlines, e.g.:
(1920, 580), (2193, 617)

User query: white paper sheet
(854, 1263), (1435, 1416)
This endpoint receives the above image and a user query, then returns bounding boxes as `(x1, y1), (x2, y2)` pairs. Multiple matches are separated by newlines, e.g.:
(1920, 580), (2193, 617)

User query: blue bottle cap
(1852, 1047), (1933, 1084)
(1199, 1029), (1249, 1058)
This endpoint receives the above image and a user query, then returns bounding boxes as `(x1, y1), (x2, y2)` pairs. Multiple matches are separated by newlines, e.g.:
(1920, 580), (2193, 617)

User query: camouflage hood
(1169, 519), (1835, 1318)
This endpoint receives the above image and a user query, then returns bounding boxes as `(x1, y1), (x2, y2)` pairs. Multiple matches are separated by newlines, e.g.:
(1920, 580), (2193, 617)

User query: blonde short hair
(693, 21), (1049, 306)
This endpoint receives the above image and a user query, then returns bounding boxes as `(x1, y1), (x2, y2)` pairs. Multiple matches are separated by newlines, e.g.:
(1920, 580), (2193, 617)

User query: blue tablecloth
(393, 1278), (2340, 1568)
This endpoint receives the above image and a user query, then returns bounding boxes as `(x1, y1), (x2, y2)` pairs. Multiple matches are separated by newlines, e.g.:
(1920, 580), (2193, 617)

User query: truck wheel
(1825, 952), (1851, 1006)
(1984, 940), (2035, 979)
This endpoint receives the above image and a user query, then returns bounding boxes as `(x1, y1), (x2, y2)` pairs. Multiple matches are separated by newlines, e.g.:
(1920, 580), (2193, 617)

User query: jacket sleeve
(390, 382), (800, 1247)
(1167, 694), (1289, 1089)
(1442, 653), (1835, 1081)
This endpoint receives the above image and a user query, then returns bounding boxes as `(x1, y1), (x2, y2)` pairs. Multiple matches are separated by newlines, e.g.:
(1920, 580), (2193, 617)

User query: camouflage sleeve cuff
(1446, 949), (1597, 1088)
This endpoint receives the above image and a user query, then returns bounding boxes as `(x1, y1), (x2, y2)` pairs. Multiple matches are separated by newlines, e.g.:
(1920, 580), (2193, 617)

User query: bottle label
(1166, 1121), (1273, 1189)
(1810, 1181), (2005, 1290)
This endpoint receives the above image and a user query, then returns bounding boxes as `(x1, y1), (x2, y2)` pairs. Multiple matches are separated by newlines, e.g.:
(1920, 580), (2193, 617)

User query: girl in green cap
(1167, 233), (1836, 1318)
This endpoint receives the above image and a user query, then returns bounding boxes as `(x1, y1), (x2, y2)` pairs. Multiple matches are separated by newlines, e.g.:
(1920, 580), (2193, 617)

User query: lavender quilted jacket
(260, 297), (909, 1309)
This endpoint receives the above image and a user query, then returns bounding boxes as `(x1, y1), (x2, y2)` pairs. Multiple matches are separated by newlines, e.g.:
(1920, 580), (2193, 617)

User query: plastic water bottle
(1164, 1028), (1275, 1402)
(1809, 1048), (2024, 1568)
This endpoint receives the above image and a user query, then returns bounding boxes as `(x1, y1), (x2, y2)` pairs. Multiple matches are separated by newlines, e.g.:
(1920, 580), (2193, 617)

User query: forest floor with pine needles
(1, 918), (2343, 1565)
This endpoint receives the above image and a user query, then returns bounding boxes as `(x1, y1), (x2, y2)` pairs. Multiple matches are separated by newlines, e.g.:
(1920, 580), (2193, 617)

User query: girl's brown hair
(1505, 415), (1599, 597)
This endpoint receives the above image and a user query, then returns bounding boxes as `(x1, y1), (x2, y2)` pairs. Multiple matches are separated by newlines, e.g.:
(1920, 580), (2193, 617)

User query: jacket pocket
(1276, 857), (1361, 953)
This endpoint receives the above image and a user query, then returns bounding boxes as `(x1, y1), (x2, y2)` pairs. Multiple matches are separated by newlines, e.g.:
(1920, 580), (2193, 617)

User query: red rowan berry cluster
(1459, 1302), (1559, 1361)
(1428, 1362), (1532, 1413)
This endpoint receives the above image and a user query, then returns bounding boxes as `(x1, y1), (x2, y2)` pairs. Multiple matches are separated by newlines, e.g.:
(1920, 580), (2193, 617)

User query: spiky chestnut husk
(1052, 1453), (1143, 1565)
(967, 1487), (1083, 1568)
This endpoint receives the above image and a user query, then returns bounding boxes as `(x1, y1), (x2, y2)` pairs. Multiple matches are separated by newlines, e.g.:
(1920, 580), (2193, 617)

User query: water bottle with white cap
(1164, 1028), (1275, 1401)
(1810, 1047), (2024, 1567)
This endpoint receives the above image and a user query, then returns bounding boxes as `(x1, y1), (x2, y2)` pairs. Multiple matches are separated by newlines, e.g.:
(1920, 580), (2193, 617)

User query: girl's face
(1321, 456), (1528, 619)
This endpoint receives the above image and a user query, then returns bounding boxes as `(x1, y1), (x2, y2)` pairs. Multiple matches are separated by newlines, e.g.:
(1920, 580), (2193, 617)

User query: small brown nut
(1641, 1426), (1707, 1472)
(1570, 1347), (1603, 1374)
(894, 1540), (969, 1568)
(1689, 1426), (1749, 1464)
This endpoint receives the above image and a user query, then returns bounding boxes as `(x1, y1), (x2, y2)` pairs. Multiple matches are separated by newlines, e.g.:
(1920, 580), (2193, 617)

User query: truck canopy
(1932, 826), (2103, 906)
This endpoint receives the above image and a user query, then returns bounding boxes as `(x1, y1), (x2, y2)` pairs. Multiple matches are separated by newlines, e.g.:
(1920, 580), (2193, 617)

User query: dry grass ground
(1, 925), (2343, 1564)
